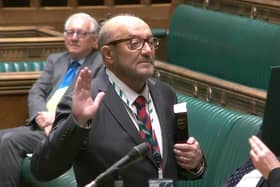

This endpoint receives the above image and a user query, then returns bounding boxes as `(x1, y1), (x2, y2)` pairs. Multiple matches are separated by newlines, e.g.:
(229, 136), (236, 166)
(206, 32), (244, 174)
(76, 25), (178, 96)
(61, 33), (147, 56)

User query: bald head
(98, 15), (150, 48)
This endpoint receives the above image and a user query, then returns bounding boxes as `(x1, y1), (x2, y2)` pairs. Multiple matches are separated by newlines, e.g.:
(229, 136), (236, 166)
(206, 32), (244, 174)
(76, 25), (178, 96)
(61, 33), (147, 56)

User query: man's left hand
(173, 137), (203, 170)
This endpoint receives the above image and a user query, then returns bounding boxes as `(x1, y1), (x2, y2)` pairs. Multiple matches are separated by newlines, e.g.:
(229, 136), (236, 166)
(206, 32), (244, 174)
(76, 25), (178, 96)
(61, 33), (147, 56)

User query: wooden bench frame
(155, 61), (266, 116)
(0, 57), (267, 129)
(0, 72), (40, 128)
(0, 26), (65, 61)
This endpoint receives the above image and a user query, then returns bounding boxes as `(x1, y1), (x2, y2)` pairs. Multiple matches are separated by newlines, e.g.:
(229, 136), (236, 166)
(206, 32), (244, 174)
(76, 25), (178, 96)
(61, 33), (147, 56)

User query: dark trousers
(0, 126), (45, 187)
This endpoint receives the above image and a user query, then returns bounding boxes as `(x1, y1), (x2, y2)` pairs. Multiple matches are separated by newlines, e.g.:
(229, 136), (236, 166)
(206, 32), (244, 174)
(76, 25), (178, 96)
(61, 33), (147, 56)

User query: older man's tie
(46, 61), (80, 112)
(134, 96), (162, 167)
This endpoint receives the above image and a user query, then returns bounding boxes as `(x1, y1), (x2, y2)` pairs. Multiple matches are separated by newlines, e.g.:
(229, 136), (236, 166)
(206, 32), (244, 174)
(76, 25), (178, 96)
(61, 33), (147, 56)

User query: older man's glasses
(106, 37), (159, 50)
(64, 30), (94, 39)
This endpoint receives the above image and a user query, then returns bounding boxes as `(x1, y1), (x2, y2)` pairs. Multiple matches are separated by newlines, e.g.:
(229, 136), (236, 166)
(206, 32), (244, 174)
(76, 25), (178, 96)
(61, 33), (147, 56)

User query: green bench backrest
(212, 115), (262, 186)
(176, 93), (262, 187)
(168, 4), (280, 90)
(0, 61), (45, 72)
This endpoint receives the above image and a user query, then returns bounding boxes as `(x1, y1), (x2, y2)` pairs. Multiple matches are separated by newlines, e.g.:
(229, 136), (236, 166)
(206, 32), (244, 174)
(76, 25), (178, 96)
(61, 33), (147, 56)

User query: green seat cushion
(0, 61), (45, 72)
(21, 157), (77, 187)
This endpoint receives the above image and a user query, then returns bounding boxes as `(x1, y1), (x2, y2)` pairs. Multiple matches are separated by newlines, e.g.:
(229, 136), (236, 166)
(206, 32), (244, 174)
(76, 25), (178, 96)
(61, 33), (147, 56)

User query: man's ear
(101, 45), (113, 64)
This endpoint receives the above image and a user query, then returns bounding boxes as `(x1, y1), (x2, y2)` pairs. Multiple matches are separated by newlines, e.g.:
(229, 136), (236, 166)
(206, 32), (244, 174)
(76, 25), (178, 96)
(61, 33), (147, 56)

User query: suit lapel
(47, 53), (72, 101)
(256, 177), (266, 187)
(149, 79), (170, 170)
(95, 69), (143, 146)
(56, 53), (71, 80)
(104, 87), (145, 144)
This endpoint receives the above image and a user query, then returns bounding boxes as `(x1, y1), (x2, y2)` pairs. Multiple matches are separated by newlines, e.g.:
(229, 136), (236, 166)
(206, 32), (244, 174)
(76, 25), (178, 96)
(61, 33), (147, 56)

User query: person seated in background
(223, 135), (280, 187)
(0, 12), (103, 187)
(31, 14), (206, 187)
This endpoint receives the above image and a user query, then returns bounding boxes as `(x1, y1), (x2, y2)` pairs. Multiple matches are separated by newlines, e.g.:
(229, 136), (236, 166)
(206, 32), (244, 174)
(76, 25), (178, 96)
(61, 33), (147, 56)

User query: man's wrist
(80, 120), (91, 129)
(189, 158), (206, 175)
(73, 115), (91, 129)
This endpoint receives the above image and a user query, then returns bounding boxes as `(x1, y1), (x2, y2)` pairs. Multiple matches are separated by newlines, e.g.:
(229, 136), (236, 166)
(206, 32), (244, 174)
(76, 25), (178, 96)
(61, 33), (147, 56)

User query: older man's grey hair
(64, 12), (99, 33)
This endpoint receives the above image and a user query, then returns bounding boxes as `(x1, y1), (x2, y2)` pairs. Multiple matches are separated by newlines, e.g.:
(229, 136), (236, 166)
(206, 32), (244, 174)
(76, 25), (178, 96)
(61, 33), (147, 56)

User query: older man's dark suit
(0, 50), (103, 187)
(31, 67), (204, 187)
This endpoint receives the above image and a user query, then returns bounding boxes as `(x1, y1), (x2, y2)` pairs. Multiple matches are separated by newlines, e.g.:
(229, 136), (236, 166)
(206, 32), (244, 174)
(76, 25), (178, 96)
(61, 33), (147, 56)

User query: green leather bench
(167, 4), (280, 90)
(176, 93), (262, 187)
(21, 93), (262, 187)
(0, 61), (45, 72)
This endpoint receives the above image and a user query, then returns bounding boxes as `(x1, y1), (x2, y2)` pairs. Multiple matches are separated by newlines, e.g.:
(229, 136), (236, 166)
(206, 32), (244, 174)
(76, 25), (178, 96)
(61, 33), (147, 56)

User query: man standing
(31, 15), (206, 187)
(0, 12), (103, 187)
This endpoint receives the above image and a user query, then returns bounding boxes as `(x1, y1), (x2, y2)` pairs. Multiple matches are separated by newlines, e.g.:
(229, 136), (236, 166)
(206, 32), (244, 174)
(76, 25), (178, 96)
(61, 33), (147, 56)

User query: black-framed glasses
(64, 30), (94, 39)
(106, 37), (159, 50)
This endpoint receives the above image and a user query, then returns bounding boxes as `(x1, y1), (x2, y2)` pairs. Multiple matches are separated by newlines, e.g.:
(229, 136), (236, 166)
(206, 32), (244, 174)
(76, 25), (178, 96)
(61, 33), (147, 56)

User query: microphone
(85, 142), (149, 187)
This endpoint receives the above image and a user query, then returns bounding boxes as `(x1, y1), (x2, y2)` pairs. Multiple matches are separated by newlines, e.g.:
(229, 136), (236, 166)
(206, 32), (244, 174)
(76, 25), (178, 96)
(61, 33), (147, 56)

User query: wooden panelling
(0, 72), (40, 129)
(0, 0), (172, 32)
(1, 1), (280, 31)
(155, 60), (266, 116)
(0, 60), (267, 129)
(0, 26), (65, 61)
(0, 26), (62, 37)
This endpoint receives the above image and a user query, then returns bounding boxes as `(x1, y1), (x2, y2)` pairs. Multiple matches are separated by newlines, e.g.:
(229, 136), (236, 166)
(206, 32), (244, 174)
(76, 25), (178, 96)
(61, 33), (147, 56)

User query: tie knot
(71, 61), (81, 69)
(134, 96), (146, 108)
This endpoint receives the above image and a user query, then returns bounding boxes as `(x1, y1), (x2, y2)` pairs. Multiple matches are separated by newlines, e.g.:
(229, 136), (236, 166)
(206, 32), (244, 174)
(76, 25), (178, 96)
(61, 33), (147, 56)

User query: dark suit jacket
(254, 167), (280, 187)
(264, 167), (280, 187)
(27, 50), (103, 128)
(31, 68), (204, 187)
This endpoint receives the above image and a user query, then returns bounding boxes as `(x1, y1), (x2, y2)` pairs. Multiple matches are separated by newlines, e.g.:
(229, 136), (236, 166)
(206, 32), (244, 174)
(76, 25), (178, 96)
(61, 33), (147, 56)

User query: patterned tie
(134, 96), (162, 167)
(225, 159), (255, 187)
(46, 61), (80, 112)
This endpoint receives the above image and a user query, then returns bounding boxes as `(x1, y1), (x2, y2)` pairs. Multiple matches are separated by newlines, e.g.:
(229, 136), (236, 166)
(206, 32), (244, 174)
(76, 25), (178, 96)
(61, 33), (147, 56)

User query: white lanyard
(109, 78), (154, 124)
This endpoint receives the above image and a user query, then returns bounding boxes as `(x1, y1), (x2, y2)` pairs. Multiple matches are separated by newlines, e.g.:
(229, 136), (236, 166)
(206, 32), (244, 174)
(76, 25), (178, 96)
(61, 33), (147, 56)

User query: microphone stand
(85, 143), (149, 187)
(114, 172), (123, 187)
(85, 171), (123, 187)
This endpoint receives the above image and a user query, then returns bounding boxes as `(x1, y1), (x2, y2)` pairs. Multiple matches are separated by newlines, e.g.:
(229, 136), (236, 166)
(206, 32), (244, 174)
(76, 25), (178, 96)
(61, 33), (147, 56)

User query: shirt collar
(106, 68), (150, 106)
(71, 58), (85, 66)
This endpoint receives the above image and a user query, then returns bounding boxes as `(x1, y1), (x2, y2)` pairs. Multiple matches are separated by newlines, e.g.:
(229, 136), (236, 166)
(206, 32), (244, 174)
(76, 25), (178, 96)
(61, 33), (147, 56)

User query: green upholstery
(212, 115), (262, 186)
(0, 61), (45, 72)
(22, 157), (76, 187)
(168, 4), (280, 90)
(176, 93), (262, 187)
(22, 93), (262, 187)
